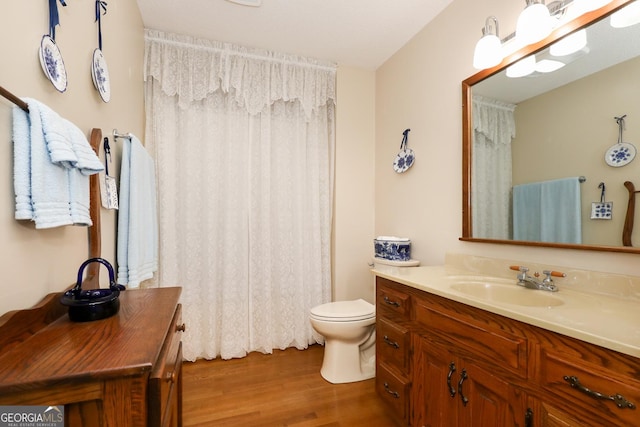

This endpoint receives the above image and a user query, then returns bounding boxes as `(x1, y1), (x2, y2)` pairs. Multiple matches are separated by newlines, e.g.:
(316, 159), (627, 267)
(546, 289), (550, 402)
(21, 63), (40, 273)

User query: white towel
(65, 119), (105, 175)
(12, 98), (104, 228)
(12, 106), (35, 220)
(13, 101), (72, 228)
(117, 135), (158, 287)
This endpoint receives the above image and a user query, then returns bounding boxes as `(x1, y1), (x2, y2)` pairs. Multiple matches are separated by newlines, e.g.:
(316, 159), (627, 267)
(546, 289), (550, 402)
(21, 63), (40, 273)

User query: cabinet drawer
(377, 363), (411, 424)
(149, 304), (184, 427)
(414, 298), (527, 378)
(377, 279), (411, 319)
(539, 349), (640, 427)
(377, 317), (410, 375)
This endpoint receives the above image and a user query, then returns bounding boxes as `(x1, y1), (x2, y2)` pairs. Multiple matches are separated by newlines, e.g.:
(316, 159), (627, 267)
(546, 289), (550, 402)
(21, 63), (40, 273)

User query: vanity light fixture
(550, 28), (587, 55)
(516, 0), (553, 45)
(506, 55), (537, 77)
(610, 0), (640, 27)
(473, 16), (503, 69)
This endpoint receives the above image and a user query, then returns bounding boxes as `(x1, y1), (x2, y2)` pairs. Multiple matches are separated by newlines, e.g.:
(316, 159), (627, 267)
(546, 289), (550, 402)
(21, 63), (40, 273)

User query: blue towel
(65, 119), (105, 175)
(513, 182), (542, 242)
(13, 101), (72, 228)
(117, 135), (158, 287)
(12, 106), (36, 220)
(12, 98), (103, 228)
(513, 177), (582, 244)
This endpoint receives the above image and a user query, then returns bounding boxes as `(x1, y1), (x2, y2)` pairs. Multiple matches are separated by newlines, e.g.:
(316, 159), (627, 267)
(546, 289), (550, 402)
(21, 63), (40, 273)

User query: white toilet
(309, 299), (376, 384)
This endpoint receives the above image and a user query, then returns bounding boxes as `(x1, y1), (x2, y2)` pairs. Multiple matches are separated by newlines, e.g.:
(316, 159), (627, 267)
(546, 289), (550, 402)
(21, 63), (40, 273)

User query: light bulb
(473, 34), (503, 69)
(536, 59), (565, 73)
(507, 55), (537, 78)
(611, 1), (640, 28)
(516, 1), (553, 45)
(550, 29), (587, 56)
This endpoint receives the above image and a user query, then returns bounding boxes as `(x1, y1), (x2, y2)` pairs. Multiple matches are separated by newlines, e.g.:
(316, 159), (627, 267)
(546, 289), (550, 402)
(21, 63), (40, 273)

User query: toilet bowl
(309, 299), (376, 384)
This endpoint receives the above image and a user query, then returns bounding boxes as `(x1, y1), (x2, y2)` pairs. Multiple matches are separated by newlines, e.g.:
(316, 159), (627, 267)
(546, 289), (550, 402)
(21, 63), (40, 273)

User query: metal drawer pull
(525, 408), (533, 427)
(383, 335), (400, 349)
(458, 369), (469, 406)
(383, 382), (400, 399)
(447, 361), (456, 397)
(563, 376), (636, 409)
(383, 296), (400, 307)
(176, 323), (186, 332)
(165, 370), (177, 383)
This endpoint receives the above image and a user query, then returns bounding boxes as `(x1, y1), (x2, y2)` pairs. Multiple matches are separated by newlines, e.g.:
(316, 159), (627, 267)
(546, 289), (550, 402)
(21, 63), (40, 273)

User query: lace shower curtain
(472, 96), (516, 240)
(144, 30), (335, 361)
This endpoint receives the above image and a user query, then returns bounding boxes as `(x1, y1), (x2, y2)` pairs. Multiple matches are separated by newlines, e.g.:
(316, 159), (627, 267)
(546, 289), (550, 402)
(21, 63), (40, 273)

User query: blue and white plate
(39, 35), (67, 93)
(91, 48), (111, 103)
(393, 148), (415, 173)
(605, 142), (636, 167)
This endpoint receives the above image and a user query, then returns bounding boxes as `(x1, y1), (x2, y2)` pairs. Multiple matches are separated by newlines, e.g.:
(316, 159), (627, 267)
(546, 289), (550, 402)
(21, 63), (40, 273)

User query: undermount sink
(448, 279), (564, 307)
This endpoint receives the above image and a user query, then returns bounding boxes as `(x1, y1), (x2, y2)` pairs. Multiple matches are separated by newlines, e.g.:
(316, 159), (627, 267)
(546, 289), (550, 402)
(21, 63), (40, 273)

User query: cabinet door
(413, 334), (527, 427)
(457, 359), (526, 427)
(413, 335), (458, 427)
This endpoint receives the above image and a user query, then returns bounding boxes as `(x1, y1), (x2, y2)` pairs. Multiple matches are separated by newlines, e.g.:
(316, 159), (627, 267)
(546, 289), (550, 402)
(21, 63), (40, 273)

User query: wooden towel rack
(0, 85), (29, 112)
(85, 128), (103, 287)
(623, 181), (640, 247)
(2, 86), (104, 286)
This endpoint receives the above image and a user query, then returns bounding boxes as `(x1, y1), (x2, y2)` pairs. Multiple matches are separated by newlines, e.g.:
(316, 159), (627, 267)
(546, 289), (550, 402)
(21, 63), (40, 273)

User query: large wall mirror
(462, 0), (640, 253)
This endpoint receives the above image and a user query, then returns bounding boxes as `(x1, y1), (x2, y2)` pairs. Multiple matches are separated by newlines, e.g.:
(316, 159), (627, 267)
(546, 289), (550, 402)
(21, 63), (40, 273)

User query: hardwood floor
(182, 344), (403, 427)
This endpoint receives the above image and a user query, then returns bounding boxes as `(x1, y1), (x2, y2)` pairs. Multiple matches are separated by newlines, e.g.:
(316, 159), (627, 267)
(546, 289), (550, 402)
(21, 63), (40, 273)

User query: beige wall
(4, 0), (640, 317)
(375, 0), (640, 277)
(334, 66), (376, 303)
(0, 1), (144, 314)
(513, 56), (640, 246)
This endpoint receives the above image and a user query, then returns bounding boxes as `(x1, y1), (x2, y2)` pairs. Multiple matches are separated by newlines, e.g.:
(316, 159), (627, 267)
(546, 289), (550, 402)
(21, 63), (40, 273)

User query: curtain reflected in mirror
(471, 96), (515, 240)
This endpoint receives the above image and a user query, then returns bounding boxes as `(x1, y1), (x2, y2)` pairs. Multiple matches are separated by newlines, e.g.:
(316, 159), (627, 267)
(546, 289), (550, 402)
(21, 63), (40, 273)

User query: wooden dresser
(0, 287), (184, 427)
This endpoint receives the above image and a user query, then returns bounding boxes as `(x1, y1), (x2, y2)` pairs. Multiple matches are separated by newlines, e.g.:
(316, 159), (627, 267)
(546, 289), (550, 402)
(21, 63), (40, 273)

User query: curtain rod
(144, 35), (337, 72)
(0, 85), (28, 112)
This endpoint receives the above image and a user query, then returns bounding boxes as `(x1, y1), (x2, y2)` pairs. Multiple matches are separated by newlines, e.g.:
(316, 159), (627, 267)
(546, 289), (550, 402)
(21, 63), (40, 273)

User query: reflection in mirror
(462, 0), (640, 253)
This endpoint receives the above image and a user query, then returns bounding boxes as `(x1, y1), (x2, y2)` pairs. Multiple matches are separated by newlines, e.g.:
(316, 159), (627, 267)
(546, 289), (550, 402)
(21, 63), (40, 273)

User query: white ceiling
(135, 0), (454, 70)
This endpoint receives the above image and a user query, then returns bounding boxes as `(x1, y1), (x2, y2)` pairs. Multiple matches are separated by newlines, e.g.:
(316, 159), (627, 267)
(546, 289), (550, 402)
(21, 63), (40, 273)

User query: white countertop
(371, 255), (640, 359)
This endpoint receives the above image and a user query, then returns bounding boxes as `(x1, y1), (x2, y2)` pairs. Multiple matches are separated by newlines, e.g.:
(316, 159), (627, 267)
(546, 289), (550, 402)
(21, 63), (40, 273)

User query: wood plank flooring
(182, 344), (403, 427)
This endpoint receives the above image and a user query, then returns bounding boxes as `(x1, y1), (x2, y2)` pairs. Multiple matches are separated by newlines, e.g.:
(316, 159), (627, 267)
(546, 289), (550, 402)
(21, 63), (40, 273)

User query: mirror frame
(461, 0), (640, 254)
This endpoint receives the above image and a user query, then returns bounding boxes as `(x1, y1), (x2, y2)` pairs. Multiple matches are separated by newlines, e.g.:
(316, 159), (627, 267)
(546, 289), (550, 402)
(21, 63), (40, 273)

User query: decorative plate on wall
(39, 35), (67, 93)
(605, 115), (636, 167)
(605, 142), (636, 167)
(393, 128), (415, 173)
(91, 48), (111, 103)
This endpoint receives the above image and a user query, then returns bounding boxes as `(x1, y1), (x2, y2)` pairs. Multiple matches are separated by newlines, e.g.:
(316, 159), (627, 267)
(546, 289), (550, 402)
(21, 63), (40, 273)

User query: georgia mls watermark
(0, 406), (64, 427)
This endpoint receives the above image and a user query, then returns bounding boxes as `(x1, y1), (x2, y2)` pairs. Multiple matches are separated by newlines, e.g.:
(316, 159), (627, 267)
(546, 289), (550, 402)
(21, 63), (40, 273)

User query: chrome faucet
(509, 266), (565, 292)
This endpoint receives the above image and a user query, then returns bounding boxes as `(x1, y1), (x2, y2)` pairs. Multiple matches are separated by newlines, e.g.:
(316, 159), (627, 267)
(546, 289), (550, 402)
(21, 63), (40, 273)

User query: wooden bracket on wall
(622, 181), (640, 247)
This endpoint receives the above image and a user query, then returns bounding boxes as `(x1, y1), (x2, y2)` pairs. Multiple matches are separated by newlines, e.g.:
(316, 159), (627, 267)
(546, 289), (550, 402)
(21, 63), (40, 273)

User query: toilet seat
(310, 299), (375, 322)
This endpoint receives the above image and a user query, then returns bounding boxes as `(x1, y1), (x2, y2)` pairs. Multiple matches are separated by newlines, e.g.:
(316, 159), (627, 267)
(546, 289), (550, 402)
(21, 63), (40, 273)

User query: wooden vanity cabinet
(0, 287), (184, 427)
(375, 277), (640, 427)
(411, 287), (528, 427)
(413, 334), (526, 427)
(376, 279), (413, 424)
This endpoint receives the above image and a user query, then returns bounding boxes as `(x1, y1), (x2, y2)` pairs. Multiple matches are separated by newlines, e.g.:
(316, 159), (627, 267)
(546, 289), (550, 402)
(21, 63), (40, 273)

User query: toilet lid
(310, 299), (375, 321)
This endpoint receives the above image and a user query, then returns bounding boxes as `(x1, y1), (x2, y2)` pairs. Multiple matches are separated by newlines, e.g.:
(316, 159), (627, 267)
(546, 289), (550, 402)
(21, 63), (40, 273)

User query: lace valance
(472, 95), (517, 146)
(144, 29), (337, 119)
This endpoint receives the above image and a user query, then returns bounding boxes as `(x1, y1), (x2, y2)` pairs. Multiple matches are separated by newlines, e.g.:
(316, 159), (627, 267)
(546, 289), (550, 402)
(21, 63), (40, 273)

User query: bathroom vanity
(374, 255), (640, 426)
(0, 287), (184, 427)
